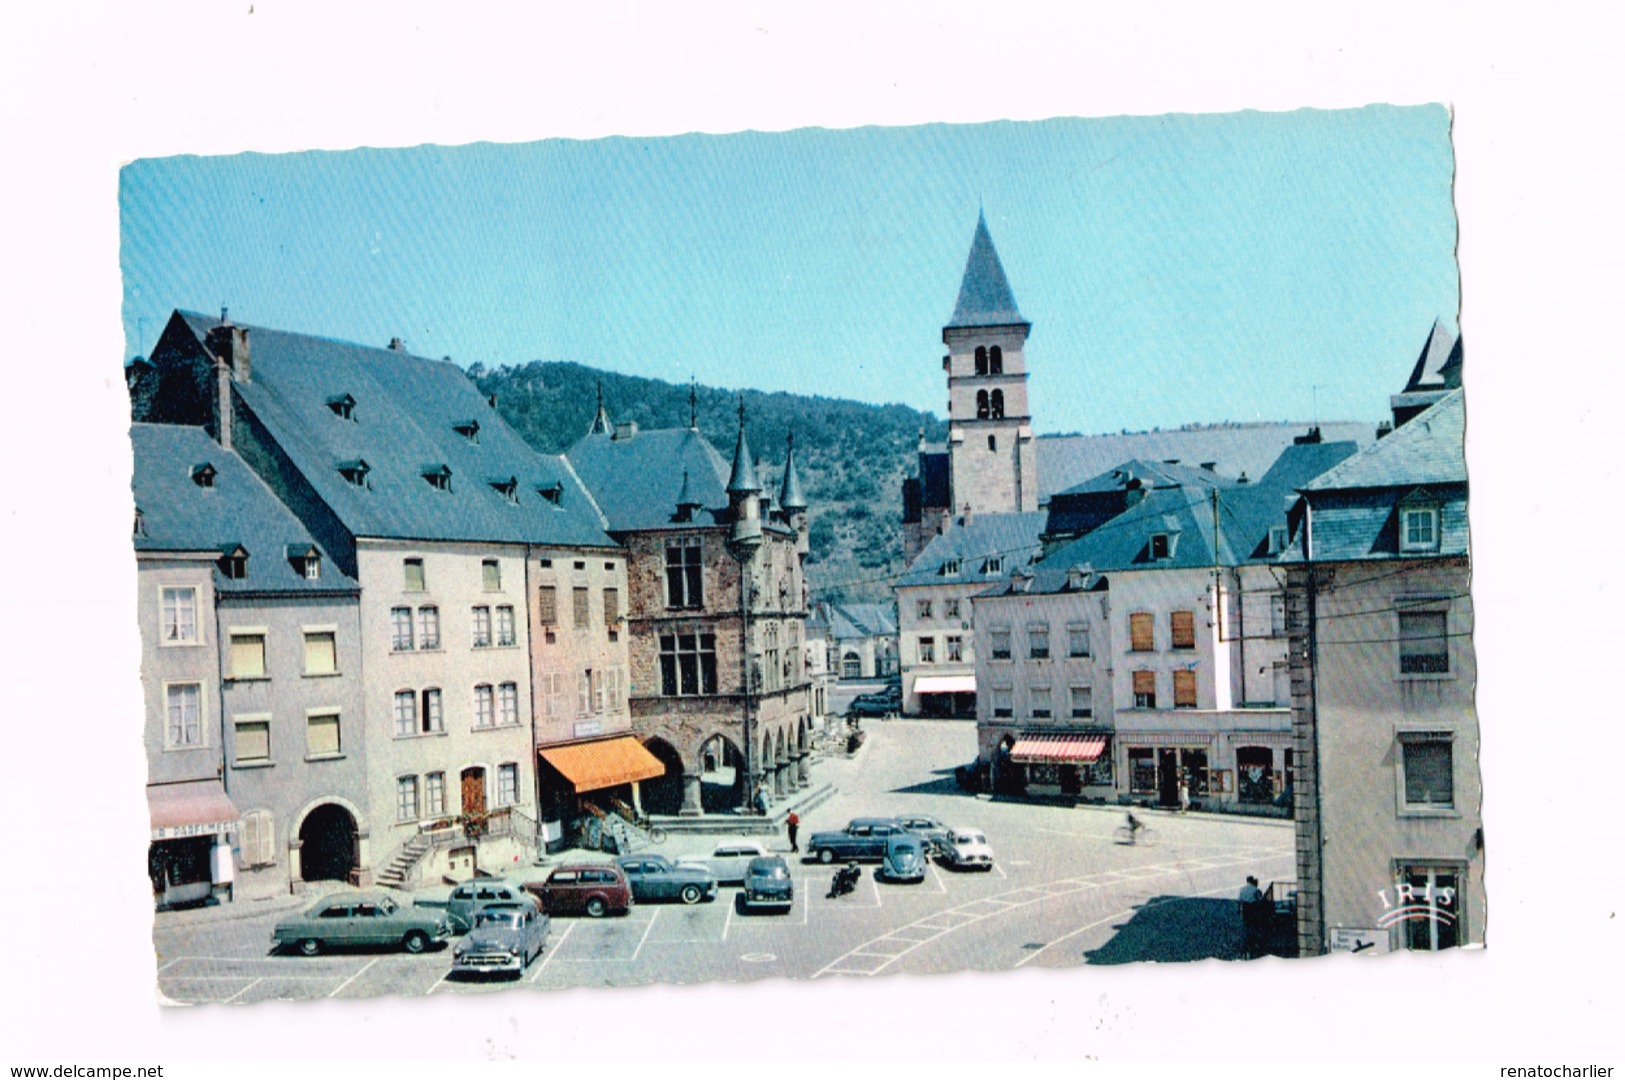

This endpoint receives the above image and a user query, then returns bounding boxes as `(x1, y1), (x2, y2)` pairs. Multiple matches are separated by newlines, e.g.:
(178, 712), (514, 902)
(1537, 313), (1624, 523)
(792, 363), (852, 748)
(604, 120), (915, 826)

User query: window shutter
(308, 713), (340, 756)
(304, 631), (337, 674)
(1403, 740), (1454, 805)
(1133, 670), (1155, 695)
(604, 587), (620, 624)
(573, 587), (590, 627)
(231, 634), (266, 678)
(1173, 669), (1197, 707)
(537, 586), (557, 625)
(1170, 611), (1196, 649)
(1130, 614), (1154, 652)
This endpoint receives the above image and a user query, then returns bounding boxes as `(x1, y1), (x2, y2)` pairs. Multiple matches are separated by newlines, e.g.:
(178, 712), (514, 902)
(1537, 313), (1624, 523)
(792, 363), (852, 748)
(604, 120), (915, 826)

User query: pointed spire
(688, 376), (699, 429)
(587, 381), (611, 435)
(726, 395), (761, 494)
(946, 211), (1028, 330)
(778, 432), (807, 511)
(672, 469), (703, 522)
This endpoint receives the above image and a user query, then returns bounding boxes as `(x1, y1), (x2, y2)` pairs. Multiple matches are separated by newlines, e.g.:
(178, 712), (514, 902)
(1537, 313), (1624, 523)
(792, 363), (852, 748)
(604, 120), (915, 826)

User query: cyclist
(1124, 810), (1144, 844)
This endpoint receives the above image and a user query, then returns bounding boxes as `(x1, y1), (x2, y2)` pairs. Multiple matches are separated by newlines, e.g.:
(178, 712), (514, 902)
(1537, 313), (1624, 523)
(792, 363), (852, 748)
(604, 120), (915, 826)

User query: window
(425, 772), (446, 818)
(946, 635), (963, 662)
(1400, 733), (1454, 809)
(539, 672), (562, 717)
(422, 465), (452, 492)
(191, 463), (216, 488)
(665, 539), (704, 608)
(1129, 749), (1157, 795)
(945, 598), (961, 618)
(1150, 533), (1173, 561)
(573, 587), (590, 627)
(403, 558), (425, 592)
(574, 561), (586, 571)
(300, 552), (322, 580)
(1028, 624), (1050, 659)
(234, 717), (270, 763)
(988, 435), (997, 452)
(988, 345), (1003, 374)
(338, 460), (370, 488)
(393, 690), (416, 737)
(496, 605), (516, 647)
(1068, 623), (1090, 658)
(390, 607), (414, 651)
(981, 556), (1003, 575)
(976, 389), (990, 419)
(455, 419), (481, 444)
(1397, 865), (1462, 951)
(974, 345), (988, 375)
(1133, 670), (1157, 708)
(218, 547), (248, 579)
(1031, 687), (1052, 719)
(417, 605), (440, 649)
(918, 637), (936, 664)
(497, 763), (520, 807)
(1170, 611), (1196, 650)
(842, 653), (862, 679)
(1070, 686), (1093, 719)
(160, 586), (199, 644)
(326, 393), (355, 421)
(1399, 610), (1449, 674)
(992, 686), (1013, 718)
(396, 776), (420, 823)
(239, 809), (275, 867)
(990, 628), (1012, 661)
(471, 606), (492, 648)
(498, 682), (519, 726)
(303, 630), (337, 675)
(1130, 613), (1155, 652)
(1401, 506), (1440, 553)
(474, 684), (495, 729)
(421, 688), (443, 733)
(1271, 594), (1288, 637)
(660, 633), (719, 696)
(605, 667), (622, 711)
(576, 670), (594, 715)
(229, 632), (266, 679)
(307, 711), (340, 756)
(1268, 525), (1290, 555)
(990, 388), (1005, 419)
(917, 599), (933, 619)
(604, 587), (620, 625)
(537, 586), (558, 625)
(1173, 669), (1198, 708)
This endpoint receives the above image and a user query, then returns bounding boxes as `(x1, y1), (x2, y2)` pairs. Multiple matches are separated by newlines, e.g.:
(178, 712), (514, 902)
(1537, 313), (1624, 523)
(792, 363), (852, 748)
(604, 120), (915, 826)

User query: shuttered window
(230, 633), (266, 679)
(573, 587), (591, 627)
(1068, 623), (1090, 657)
(1133, 670), (1156, 708)
(239, 810), (275, 867)
(304, 631), (337, 675)
(537, 586), (558, 625)
(1031, 687), (1052, 719)
(1401, 734), (1454, 807)
(1070, 686), (1093, 718)
(482, 559), (501, 591)
(606, 667), (622, 711)
(1173, 669), (1198, 708)
(235, 718), (270, 762)
(403, 558), (425, 592)
(1399, 611), (1449, 673)
(1170, 611), (1196, 650)
(991, 687), (1013, 718)
(307, 712), (340, 756)
(604, 587), (620, 624)
(1028, 624), (1050, 659)
(1130, 613), (1154, 652)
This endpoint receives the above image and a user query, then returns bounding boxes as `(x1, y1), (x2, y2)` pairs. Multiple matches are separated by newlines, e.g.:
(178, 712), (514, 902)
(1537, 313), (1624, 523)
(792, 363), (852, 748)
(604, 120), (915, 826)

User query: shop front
(148, 779), (240, 910)
(1007, 732), (1113, 799)
(538, 734), (667, 851)
(913, 674), (976, 718)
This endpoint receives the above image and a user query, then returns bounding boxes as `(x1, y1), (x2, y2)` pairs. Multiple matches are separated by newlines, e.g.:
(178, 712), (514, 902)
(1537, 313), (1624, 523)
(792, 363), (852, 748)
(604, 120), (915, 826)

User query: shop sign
(1328, 927), (1390, 954)
(573, 720), (602, 738)
(152, 820), (239, 840)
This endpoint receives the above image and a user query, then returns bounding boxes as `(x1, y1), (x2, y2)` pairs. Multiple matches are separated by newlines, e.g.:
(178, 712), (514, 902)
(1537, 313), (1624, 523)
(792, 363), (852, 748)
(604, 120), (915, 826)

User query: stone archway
(698, 733), (746, 813)
(297, 802), (357, 883)
(641, 737), (686, 815)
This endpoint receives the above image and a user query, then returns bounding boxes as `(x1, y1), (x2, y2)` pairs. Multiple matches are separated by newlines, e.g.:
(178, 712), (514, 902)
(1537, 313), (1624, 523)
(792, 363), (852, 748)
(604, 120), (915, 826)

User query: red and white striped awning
(1009, 735), (1108, 764)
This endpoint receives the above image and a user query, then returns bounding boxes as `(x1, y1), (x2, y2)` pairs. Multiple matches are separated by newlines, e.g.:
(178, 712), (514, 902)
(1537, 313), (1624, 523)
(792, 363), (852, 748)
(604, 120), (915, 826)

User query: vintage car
(615, 854), (719, 905)
(523, 863), (633, 918)
(844, 685), (902, 719)
(940, 826), (995, 871)
(676, 841), (773, 885)
(879, 832), (927, 883)
(426, 878), (541, 933)
(806, 818), (909, 864)
(450, 902), (550, 977)
(741, 856), (795, 912)
(272, 892), (452, 956)
(894, 812), (952, 855)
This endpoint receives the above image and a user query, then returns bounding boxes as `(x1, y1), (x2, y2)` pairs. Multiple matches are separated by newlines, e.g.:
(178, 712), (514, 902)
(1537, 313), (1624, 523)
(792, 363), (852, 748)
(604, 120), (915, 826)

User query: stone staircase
(376, 834), (432, 890)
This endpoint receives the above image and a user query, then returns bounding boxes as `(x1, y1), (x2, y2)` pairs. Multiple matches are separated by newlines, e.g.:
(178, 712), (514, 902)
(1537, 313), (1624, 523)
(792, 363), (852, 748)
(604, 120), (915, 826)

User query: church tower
(943, 212), (1037, 515)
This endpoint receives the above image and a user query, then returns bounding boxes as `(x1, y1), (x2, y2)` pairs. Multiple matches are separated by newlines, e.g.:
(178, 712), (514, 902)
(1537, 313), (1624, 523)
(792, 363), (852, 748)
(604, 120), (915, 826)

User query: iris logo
(1375, 881), (1457, 930)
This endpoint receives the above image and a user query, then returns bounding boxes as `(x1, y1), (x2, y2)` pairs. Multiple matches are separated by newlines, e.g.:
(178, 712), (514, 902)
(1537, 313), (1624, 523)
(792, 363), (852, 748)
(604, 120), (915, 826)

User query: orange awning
(1009, 735), (1107, 765)
(148, 780), (240, 840)
(541, 736), (666, 793)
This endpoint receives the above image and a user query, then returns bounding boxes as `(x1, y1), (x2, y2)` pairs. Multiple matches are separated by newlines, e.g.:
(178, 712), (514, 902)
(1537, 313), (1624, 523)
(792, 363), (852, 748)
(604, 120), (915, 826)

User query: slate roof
(778, 437), (807, 511)
(567, 426), (732, 532)
(946, 213), (1028, 331)
(1303, 391), (1465, 492)
(824, 601), (898, 641)
(168, 312), (616, 549)
(1403, 319), (1462, 393)
(131, 422), (358, 594)
(898, 511), (1048, 588)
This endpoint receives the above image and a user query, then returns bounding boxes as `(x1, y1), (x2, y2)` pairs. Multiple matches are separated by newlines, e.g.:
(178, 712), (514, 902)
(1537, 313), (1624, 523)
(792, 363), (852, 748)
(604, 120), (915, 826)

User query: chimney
(1376, 420), (1393, 440)
(1200, 462), (1217, 472)
(1293, 426), (1323, 445)
(959, 502), (973, 527)
(613, 420), (638, 441)
(388, 337), (405, 352)
(205, 309), (251, 383)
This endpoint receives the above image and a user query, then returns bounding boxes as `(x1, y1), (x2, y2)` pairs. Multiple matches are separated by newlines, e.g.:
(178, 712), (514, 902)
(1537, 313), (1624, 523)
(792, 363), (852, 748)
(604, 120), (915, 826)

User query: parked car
(615, 854), (719, 905)
(894, 812), (952, 855)
(451, 902), (550, 978)
(806, 818), (909, 864)
(940, 826), (995, 871)
(523, 863), (633, 918)
(879, 832), (927, 883)
(741, 856), (795, 912)
(432, 878), (541, 933)
(676, 841), (773, 885)
(845, 686), (902, 719)
(272, 892), (452, 956)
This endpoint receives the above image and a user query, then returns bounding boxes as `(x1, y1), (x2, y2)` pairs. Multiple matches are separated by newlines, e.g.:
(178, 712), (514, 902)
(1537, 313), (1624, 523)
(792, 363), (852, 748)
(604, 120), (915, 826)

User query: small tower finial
(689, 376), (698, 429)
(586, 379), (612, 436)
(220, 306), (229, 325)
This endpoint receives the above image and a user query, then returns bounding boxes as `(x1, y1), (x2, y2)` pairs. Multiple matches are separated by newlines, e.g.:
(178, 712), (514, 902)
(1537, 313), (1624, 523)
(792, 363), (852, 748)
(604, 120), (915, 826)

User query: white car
(940, 827), (994, 871)
(676, 841), (773, 885)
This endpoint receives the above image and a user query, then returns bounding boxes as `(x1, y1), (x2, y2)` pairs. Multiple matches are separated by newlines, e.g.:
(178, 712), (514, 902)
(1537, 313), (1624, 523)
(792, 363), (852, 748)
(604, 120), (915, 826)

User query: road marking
(870, 874), (882, 908)
(630, 909), (659, 963)
(928, 864), (947, 893)
(722, 896), (734, 941)
(426, 968), (453, 994)
(529, 923), (573, 982)
(222, 978), (262, 1004)
(993, 863), (1008, 879)
(739, 952), (776, 963)
(328, 957), (379, 998)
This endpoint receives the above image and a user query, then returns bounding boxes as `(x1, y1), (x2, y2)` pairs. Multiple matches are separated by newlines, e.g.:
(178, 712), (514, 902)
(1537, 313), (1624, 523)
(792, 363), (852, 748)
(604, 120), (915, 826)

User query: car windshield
(962, 833), (986, 845)
(476, 912), (522, 929)
(755, 864), (788, 879)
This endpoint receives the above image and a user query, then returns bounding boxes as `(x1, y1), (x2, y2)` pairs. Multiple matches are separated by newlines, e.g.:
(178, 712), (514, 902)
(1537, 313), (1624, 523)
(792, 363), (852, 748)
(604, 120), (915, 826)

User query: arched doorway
(642, 737), (686, 815)
(698, 734), (745, 812)
(298, 803), (357, 883)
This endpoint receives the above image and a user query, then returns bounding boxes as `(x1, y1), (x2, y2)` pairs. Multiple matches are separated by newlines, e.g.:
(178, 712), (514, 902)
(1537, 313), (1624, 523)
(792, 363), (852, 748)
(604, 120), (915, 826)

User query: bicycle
(1112, 823), (1158, 847)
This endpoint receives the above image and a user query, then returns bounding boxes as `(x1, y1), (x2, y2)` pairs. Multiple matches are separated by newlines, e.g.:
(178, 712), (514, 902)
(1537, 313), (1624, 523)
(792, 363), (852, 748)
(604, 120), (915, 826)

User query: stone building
(568, 408), (814, 815)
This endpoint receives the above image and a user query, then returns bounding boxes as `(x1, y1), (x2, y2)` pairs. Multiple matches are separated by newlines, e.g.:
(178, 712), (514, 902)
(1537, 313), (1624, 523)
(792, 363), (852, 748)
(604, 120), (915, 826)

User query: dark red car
(524, 863), (633, 918)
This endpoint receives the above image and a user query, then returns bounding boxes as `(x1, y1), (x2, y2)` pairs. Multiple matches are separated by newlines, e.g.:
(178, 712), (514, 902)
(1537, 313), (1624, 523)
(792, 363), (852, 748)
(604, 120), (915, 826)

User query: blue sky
(120, 105), (1457, 434)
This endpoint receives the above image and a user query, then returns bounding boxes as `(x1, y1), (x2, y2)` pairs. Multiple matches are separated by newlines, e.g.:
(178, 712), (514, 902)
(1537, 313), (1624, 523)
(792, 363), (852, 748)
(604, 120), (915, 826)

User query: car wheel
(402, 931), (429, 954)
(585, 897), (608, 918)
(679, 884), (703, 905)
(818, 848), (834, 864)
(298, 938), (321, 957)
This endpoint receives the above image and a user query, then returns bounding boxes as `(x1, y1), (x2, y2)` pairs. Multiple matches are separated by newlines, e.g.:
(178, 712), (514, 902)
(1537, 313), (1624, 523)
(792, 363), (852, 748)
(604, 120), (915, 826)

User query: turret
(778, 432), (810, 559)
(726, 397), (763, 552)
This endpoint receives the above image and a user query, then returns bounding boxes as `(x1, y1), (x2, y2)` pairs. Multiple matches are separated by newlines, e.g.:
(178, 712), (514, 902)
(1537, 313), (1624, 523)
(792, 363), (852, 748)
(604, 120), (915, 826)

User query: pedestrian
(1178, 774), (1190, 814)
(786, 810), (800, 852)
(1238, 874), (1267, 958)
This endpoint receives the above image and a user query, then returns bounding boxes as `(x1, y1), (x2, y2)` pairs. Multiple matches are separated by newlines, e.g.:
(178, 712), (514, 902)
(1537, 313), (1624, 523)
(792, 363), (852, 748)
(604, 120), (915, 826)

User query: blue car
(880, 833), (927, 883)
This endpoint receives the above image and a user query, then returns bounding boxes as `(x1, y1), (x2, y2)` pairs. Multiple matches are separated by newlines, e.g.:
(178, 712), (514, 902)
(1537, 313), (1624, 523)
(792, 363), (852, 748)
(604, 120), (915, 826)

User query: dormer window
(338, 459), (371, 489)
(218, 544), (249, 580)
(981, 556), (1004, 576)
(133, 507), (146, 538)
(1150, 532), (1177, 561)
(536, 482), (564, 507)
(1267, 525), (1290, 556)
(941, 559), (961, 576)
(1400, 504), (1440, 553)
(454, 419), (481, 444)
(489, 477), (519, 504)
(422, 465), (452, 492)
(190, 463), (216, 489)
(325, 394), (356, 421)
(287, 544), (321, 580)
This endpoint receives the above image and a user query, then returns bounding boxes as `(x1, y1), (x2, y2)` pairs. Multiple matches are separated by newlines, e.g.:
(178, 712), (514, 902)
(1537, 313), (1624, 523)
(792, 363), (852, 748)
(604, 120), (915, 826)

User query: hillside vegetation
(469, 360), (944, 601)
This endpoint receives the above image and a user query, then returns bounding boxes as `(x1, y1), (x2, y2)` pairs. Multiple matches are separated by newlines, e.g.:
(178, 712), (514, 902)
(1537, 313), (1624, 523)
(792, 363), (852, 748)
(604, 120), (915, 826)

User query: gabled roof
(167, 311), (615, 549)
(946, 213), (1028, 331)
(130, 422), (357, 594)
(1403, 319), (1461, 393)
(567, 426), (732, 532)
(1303, 391), (1465, 492)
(899, 511), (1047, 588)
(824, 601), (898, 641)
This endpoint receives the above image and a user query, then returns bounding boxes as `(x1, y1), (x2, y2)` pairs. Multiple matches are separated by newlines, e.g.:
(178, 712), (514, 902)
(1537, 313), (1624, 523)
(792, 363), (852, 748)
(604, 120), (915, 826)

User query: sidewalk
(152, 878), (357, 930)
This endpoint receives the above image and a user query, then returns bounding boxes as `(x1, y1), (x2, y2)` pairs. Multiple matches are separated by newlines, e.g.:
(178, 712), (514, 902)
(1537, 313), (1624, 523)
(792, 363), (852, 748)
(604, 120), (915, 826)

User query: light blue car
(880, 833), (927, 883)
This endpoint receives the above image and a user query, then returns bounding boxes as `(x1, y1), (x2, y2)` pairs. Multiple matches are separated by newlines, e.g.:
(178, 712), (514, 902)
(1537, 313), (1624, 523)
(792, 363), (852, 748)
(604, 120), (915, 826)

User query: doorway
(1157, 748), (1180, 807)
(298, 803), (357, 883)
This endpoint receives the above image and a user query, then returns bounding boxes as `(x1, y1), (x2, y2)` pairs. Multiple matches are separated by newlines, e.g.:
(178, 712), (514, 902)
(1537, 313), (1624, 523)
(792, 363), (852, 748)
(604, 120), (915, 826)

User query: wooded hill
(468, 360), (944, 601)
